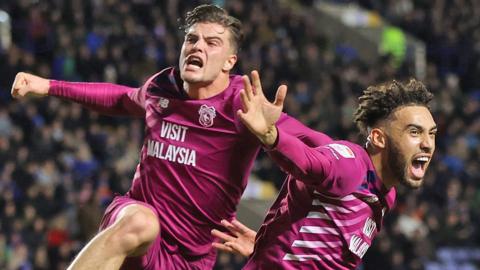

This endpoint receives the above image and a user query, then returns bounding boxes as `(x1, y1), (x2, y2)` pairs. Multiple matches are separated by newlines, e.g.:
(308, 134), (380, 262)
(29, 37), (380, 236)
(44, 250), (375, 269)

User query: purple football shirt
(49, 67), (330, 258)
(243, 128), (397, 269)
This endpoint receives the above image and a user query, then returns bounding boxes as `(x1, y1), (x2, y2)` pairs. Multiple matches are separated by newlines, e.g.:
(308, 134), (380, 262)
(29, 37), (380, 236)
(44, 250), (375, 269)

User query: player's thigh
(109, 203), (160, 255)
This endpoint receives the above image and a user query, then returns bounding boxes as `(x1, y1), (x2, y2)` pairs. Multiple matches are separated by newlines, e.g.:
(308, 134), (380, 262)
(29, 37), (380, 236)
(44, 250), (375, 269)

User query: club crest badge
(198, 104), (216, 127)
(158, 97), (169, 109)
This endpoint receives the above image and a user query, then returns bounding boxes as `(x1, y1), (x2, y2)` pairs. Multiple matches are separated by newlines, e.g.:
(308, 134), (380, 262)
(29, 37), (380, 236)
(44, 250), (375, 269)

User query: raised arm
(267, 130), (364, 196)
(234, 71), (331, 147)
(11, 72), (146, 117)
(236, 70), (363, 196)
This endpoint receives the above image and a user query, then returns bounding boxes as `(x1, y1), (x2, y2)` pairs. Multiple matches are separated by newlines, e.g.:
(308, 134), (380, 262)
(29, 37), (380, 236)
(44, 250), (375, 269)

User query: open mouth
(185, 56), (204, 68)
(411, 156), (429, 179)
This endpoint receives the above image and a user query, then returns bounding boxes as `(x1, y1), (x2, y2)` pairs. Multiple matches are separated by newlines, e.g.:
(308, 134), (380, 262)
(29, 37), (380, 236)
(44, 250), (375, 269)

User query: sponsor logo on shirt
(160, 121), (188, 142)
(147, 139), (196, 166)
(146, 120), (196, 166)
(349, 235), (370, 258)
(326, 144), (355, 159)
(362, 217), (376, 238)
(198, 104), (216, 127)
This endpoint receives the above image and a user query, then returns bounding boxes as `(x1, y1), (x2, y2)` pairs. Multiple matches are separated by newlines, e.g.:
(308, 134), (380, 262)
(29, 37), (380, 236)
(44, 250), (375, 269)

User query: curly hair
(353, 79), (434, 135)
(182, 4), (244, 52)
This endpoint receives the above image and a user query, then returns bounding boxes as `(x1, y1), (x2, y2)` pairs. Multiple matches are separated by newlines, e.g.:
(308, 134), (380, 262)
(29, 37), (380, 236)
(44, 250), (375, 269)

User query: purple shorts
(99, 196), (216, 270)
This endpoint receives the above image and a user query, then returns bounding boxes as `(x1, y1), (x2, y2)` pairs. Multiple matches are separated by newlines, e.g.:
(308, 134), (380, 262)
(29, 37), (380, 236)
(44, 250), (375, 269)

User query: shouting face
(179, 22), (237, 87)
(383, 105), (437, 189)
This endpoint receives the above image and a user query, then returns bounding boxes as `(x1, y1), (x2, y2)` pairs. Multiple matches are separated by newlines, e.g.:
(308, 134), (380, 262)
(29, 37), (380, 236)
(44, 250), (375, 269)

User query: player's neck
(184, 74), (230, 99)
(368, 149), (396, 190)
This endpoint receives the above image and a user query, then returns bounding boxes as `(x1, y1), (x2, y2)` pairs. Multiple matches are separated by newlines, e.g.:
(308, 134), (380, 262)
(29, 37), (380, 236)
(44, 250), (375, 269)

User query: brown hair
(353, 79), (434, 135)
(182, 4), (243, 52)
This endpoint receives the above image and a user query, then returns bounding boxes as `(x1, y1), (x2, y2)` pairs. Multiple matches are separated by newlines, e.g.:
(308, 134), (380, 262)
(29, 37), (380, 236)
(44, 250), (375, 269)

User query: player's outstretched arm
(11, 72), (50, 98)
(211, 219), (256, 257)
(236, 70), (286, 147)
(11, 71), (145, 117)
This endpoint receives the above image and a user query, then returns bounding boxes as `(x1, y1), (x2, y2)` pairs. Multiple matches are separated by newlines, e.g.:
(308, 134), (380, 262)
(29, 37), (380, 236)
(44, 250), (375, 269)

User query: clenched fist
(11, 72), (50, 98)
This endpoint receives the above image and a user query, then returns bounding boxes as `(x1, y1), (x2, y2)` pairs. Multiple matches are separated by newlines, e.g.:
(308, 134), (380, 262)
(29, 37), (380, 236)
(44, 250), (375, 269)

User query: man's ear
(370, 128), (387, 149)
(222, 54), (237, 72)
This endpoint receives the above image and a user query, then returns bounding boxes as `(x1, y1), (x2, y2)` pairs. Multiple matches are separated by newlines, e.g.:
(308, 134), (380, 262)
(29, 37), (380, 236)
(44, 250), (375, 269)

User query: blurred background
(0, 0), (479, 269)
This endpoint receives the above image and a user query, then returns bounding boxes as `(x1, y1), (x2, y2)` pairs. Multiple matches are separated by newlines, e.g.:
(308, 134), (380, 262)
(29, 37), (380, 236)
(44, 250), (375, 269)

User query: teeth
(415, 157), (429, 162)
(187, 57), (202, 67)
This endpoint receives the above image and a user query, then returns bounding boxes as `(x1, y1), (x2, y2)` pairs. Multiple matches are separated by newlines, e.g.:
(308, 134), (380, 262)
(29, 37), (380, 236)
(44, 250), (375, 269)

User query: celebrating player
(10, 4), (330, 270)
(213, 76), (436, 269)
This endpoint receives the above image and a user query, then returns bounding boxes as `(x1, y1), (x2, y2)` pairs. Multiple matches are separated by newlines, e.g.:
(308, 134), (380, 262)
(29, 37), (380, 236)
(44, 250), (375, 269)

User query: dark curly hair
(353, 79), (434, 135)
(182, 4), (244, 52)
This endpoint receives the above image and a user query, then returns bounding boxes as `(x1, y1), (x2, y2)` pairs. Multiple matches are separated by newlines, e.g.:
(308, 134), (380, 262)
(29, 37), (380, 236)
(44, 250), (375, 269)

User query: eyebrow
(205, 36), (223, 42)
(185, 33), (224, 44)
(406, 124), (438, 131)
(185, 32), (223, 39)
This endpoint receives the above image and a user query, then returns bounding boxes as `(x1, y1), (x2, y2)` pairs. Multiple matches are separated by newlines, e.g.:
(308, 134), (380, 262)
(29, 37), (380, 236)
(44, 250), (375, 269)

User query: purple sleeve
(276, 114), (333, 147)
(49, 81), (146, 117)
(267, 128), (364, 197)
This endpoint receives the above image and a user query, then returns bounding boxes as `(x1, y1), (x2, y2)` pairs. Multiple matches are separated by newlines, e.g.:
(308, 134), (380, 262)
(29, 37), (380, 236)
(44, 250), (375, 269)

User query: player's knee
(110, 207), (160, 252)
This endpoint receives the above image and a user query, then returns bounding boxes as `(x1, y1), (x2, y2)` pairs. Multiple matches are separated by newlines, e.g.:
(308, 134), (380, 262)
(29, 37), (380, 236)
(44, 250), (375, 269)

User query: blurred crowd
(0, 0), (478, 269)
